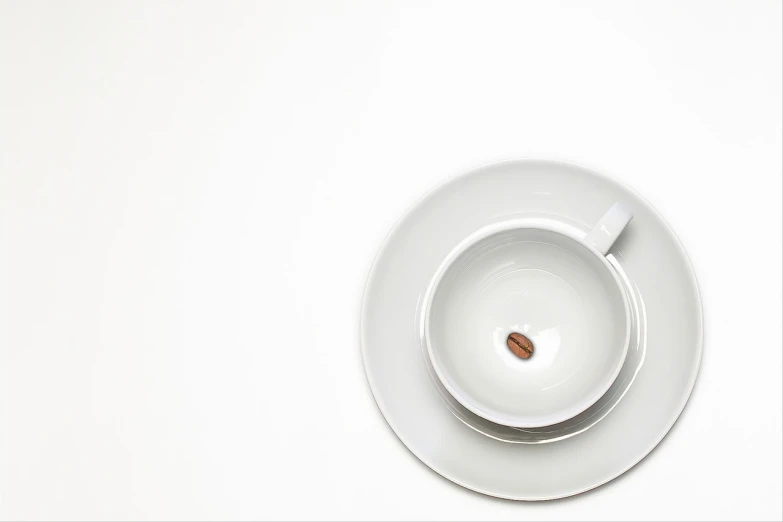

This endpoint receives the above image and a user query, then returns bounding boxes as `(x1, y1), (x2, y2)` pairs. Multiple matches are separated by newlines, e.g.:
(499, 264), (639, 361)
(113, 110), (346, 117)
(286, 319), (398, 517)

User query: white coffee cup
(423, 203), (633, 428)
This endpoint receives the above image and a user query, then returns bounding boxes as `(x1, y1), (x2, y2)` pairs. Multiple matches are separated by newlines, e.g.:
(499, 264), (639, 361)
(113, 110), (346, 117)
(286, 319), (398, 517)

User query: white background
(1, 1), (781, 520)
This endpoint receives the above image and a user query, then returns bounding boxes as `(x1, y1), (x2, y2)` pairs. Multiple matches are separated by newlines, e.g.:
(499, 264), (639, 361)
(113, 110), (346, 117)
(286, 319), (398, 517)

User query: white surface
(362, 159), (702, 500)
(425, 212), (631, 428)
(0, 0), (779, 520)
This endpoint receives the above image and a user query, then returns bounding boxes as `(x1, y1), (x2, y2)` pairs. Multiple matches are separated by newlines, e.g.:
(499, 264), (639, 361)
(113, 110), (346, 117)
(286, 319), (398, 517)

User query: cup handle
(584, 203), (633, 256)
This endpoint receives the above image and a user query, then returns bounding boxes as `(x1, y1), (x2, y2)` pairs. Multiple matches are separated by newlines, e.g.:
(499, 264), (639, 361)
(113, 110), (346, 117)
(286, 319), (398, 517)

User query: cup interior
(425, 223), (630, 428)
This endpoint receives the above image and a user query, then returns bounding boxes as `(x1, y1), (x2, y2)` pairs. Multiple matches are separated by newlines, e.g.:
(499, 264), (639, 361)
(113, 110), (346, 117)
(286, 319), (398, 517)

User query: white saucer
(360, 159), (702, 500)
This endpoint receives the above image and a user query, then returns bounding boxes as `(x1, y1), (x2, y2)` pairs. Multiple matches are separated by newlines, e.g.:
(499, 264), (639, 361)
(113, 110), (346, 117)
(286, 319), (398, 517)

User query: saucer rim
(359, 157), (703, 501)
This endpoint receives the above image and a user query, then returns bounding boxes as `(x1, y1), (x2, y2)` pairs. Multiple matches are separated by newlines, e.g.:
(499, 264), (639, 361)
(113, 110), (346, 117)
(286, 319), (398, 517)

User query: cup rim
(422, 217), (632, 428)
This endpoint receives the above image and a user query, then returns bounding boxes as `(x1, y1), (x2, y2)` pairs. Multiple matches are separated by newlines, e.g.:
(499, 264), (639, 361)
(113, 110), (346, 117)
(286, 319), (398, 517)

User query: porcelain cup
(423, 203), (633, 428)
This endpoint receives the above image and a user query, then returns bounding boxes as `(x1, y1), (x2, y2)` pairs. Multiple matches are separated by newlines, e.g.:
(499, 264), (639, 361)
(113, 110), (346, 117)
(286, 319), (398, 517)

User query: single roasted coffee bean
(507, 332), (533, 359)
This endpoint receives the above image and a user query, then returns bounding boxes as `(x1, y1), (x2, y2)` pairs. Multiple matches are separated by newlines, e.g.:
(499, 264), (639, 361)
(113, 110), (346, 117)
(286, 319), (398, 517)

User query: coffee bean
(507, 332), (533, 359)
